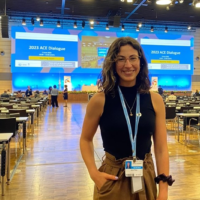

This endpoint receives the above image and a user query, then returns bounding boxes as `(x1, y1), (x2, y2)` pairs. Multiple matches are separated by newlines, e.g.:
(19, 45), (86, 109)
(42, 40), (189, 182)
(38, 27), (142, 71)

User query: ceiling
(0, 0), (200, 27)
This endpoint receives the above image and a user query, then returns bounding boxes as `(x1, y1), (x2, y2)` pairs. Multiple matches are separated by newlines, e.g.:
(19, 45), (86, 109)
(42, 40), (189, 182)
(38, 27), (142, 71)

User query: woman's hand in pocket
(91, 171), (118, 190)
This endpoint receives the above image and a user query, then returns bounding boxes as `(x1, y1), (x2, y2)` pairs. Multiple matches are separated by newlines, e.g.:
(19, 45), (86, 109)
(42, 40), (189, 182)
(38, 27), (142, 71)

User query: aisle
(1, 103), (200, 200)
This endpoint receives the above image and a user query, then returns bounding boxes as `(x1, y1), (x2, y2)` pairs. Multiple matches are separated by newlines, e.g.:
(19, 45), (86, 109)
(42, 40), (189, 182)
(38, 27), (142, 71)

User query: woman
(80, 37), (173, 200)
(63, 85), (68, 107)
(48, 86), (52, 105)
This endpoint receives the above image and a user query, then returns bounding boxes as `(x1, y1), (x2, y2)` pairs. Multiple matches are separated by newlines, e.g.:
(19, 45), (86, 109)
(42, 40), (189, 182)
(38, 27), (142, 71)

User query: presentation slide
(11, 27), (194, 75)
(140, 38), (193, 74)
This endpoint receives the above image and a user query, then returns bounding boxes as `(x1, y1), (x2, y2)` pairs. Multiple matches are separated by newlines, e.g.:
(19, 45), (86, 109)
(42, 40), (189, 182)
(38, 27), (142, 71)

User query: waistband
(103, 152), (153, 169)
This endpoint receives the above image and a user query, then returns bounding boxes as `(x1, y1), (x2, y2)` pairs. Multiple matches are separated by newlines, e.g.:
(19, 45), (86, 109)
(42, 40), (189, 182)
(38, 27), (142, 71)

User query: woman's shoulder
(149, 91), (165, 112)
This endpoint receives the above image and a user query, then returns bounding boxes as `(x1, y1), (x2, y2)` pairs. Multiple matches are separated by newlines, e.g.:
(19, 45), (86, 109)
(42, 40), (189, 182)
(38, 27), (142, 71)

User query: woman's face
(115, 45), (140, 86)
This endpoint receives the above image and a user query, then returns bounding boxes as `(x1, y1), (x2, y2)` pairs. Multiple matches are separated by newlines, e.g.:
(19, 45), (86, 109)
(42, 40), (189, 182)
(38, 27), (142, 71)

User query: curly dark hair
(99, 37), (150, 96)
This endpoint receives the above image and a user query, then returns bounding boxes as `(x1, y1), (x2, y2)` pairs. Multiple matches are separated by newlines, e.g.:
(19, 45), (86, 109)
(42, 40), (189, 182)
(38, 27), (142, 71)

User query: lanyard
(118, 86), (141, 162)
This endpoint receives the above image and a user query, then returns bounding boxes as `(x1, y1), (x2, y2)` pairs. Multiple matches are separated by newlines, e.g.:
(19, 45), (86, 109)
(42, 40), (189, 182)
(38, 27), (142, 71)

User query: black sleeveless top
(99, 85), (155, 160)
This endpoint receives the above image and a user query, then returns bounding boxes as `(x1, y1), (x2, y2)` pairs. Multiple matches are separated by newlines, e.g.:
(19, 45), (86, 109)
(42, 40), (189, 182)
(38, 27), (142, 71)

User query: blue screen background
(11, 27), (194, 91)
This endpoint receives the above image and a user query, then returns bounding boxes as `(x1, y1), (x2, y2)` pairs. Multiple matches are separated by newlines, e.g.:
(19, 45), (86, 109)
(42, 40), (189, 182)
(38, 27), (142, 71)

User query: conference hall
(0, 0), (200, 199)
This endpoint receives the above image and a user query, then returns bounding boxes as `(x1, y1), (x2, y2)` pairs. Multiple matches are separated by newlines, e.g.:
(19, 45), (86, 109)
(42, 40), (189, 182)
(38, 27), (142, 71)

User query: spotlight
(179, 0), (184, 3)
(36, 16), (40, 21)
(31, 18), (34, 25)
(82, 21), (85, 29)
(138, 22), (142, 27)
(127, 0), (133, 2)
(165, 27), (168, 33)
(121, 0), (125, 1)
(40, 20), (44, 26)
(136, 26), (140, 32)
(194, 0), (200, 7)
(22, 19), (26, 26)
(57, 21), (61, 28)
(106, 24), (109, 30)
(188, 25), (191, 30)
(156, 0), (172, 5)
(90, 20), (94, 25)
(151, 26), (154, 32)
(90, 25), (94, 29)
(74, 22), (77, 28)
(122, 24), (125, 31)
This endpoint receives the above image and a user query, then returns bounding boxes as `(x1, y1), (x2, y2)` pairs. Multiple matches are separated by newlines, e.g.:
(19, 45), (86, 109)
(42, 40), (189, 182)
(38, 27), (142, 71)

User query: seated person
(167, 91), (177, 101)
(1, 91), (10, 98)
(25, 86), (33, 97)
(195, 89), (200, 96)
(7, 89), (11, 95)
(34, 90), (40, 98)
(43, 90), (48, 95)
(16, 90), (23, 98)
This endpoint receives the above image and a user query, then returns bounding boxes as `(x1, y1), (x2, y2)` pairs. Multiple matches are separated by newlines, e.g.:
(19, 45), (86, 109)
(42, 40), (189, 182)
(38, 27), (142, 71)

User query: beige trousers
(93, 152), (157, 200)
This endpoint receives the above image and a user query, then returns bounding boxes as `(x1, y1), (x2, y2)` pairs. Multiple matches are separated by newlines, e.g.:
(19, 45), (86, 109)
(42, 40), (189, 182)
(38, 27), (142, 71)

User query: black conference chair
(166, 107), (176, 130)
(0, 118), (17, 137)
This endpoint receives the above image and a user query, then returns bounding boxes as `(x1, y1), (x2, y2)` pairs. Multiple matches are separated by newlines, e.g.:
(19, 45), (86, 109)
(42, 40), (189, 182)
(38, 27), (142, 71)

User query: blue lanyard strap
(118, 86), (141, 162)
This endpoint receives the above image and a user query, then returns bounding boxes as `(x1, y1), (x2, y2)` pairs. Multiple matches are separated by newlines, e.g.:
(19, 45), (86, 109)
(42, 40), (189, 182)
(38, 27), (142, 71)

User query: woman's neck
(119, 80), (136, 87)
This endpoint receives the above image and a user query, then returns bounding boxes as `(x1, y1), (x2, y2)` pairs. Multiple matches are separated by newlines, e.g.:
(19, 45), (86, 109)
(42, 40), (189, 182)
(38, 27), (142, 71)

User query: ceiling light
(90, 25), (94, 29)
(165, 27), (168, 33)
(179, 0), (184, 3)
(22, 19), (26, 26)
(151, 26), (154, 32)
(82, 21), (85, 28)
(156, 0), (172, 5)
(36, 16), (40, 21)
(138, 22), (142, 27)
(136, 26), (140, 32)
(40, 20), (44, 26)
(121, 0), (125, 1)
(90, 20), (94, 25)
(188, 25), (191, 30)
(57, 21), (61, 28)
(122, 25), (125, 31)
(127, 0), (133, 2)
(166, 6), (170, 10)
(74, 22), (77, 28)
(194, 0), (200, 7)
(31, 18), (34, 26)
(106, 24), (109, 30)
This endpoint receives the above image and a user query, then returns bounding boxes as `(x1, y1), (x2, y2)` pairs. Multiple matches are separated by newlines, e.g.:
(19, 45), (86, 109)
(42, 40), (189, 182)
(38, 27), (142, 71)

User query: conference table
(26, 109), (36, 134)
(16, 117), (29, 154)
(176, 113), (200, 145)
(0, 133), (13, 196)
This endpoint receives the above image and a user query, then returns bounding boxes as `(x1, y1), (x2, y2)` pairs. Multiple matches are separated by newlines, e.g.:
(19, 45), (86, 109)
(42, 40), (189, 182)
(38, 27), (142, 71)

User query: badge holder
(131, 176), (144, 194)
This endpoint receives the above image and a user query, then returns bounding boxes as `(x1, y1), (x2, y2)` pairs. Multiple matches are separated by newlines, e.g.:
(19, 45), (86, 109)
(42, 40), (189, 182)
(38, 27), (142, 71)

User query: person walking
(80, 37), (174, 200)
(63, 85), (68, 107)
(51, 85), (59, 108)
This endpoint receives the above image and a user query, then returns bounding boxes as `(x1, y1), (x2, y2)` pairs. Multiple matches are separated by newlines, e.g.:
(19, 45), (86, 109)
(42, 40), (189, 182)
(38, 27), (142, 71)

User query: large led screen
(11, 27), (194, 75)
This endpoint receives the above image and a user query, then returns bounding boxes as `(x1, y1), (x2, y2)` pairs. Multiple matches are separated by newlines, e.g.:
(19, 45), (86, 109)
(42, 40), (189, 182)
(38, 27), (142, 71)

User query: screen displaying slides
(12, 31), (78, 73)
(11, 27), (194, 75)
(141, 38), (193, 74)
(81, 36), (116, 68)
